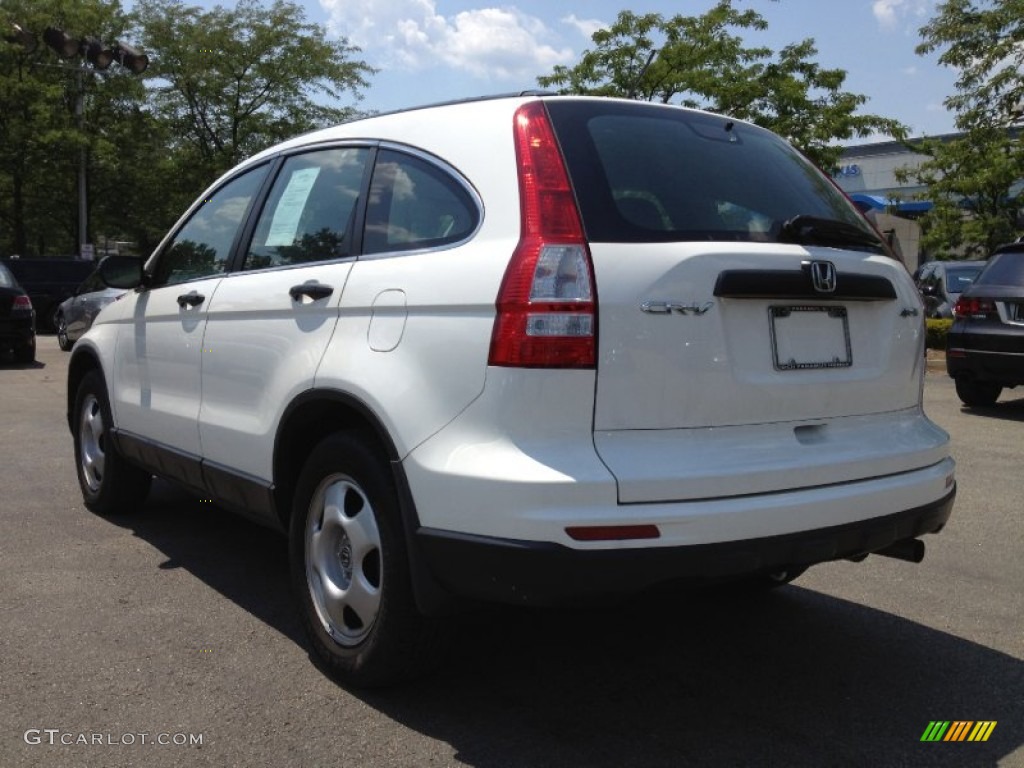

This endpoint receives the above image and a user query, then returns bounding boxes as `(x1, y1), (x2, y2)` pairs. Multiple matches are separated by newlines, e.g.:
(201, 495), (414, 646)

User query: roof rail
(342, 90), (560, 125)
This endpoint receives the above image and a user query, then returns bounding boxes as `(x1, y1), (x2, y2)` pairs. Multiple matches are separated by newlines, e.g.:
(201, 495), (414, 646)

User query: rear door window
(545, 100), (874, 248)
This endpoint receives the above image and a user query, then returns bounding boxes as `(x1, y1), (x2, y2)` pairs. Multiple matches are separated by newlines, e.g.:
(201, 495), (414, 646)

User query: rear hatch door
(545, 99), (942, 503)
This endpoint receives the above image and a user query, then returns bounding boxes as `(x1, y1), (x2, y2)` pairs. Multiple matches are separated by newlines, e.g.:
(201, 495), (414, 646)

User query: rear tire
(73, 370), (151, 514)
(954, 378), (1001, 407)
(290, 433), (444, 687)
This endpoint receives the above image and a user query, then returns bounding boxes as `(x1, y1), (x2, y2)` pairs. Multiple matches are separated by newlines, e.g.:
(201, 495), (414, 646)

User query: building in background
(832, 137), (944, 272)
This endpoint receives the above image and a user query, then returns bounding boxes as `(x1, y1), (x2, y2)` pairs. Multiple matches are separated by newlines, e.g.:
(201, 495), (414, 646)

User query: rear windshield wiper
(778, 215), (883, 252)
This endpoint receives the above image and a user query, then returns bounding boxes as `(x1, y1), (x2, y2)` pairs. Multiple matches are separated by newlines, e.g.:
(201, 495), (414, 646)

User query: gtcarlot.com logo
(921, 721), (997, 743)
(24, 729), (204, 747)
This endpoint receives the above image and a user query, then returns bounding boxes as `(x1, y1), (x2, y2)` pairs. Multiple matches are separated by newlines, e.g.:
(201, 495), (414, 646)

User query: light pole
(37, 26), (149, 259)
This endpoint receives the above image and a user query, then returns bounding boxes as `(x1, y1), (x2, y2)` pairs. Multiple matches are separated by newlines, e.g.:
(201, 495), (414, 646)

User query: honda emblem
(810, 260), (837, 293)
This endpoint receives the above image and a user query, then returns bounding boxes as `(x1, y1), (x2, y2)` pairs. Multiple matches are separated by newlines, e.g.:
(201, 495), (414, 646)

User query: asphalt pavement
(1, 337), (1021, 767)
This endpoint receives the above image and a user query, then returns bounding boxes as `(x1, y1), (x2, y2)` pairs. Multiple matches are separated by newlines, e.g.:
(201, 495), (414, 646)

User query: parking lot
(2, 336), (1022, 767)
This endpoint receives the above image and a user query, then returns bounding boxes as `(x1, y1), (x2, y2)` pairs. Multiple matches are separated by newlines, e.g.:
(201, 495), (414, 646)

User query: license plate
(769, 305), (852, 371)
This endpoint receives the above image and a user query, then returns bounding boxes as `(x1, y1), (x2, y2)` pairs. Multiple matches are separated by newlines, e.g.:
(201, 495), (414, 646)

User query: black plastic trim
(112, 430), (280, 530)
(714, 268), (897, 301)
(415, 487), (956, 606)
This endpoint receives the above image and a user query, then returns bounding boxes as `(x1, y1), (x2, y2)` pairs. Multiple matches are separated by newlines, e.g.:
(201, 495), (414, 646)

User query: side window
(152, 164), (269, 287)
(79, 270), (105, 294)
(243, 147), (371, 271)
(363, 149), (479, 255)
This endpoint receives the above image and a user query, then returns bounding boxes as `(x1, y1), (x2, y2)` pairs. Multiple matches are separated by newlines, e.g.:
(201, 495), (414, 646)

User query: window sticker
(265, 167), (321, 246)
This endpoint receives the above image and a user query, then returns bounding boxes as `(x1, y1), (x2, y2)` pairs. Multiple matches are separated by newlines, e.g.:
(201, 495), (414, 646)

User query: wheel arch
(67, 347), (104, 433)
(273, 389), (461, 616)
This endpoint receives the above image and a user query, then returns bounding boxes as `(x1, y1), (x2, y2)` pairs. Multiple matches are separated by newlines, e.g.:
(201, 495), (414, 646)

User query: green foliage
(135, 0), (374, 184)
(926, 318), (953, 349)
(0, 0), (139, 256)
(896, 128), (1024, 257)
(917, 0), (1024, 130)
(537, 1), (904, 169)
(903, 1), (1024, 257)
(0, 0), (372, 258)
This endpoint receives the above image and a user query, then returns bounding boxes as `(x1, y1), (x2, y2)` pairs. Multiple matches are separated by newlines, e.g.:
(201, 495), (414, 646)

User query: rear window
(977, 252), (1024, 286)
(545, 100), (875, 248)
(944, 265), (982, 292)
(0, 264), (15, 289)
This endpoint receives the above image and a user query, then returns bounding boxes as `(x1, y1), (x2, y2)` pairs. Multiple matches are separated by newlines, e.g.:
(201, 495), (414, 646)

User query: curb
(926, 349), (946, 373)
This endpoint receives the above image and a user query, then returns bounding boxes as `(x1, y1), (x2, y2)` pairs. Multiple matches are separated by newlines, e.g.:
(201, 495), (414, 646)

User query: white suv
(68, 95), (955, 686)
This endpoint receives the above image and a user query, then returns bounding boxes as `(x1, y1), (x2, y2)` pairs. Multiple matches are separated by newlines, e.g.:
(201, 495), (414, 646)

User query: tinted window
(944, 265), (982, 293)
(153, 164), (269, 287)
(0, 263), (16, 288)
(243, 148), (371, 270)
(363, 150), (479, 255)
(79, 270), (105, 294)
(976, 252), (1024, 286)
(546, 101), (876, 248)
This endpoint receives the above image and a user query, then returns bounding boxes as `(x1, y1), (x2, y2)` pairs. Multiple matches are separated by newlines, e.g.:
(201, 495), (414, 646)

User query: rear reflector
(566, 525), (661, 541)
(489, 102), (597, 368)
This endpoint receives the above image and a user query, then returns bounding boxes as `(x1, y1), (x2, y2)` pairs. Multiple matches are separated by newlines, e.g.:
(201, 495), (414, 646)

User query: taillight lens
(952, 296), (997, 319)
(488, 102), (596, 369)
(12, 295), (33, 313)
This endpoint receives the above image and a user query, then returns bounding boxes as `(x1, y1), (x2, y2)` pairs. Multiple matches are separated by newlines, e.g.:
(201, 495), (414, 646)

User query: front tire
(954, 377), (1001, 407)
(73, 370), (151, 514)
(56, 313), (72, 351)
(290, 433), (443, 687)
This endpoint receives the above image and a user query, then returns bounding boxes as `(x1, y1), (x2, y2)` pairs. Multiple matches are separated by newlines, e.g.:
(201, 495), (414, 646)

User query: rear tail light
(952, 296), (997, 319)
(12, 295), (33, 313)
(488, 102), (596, 369)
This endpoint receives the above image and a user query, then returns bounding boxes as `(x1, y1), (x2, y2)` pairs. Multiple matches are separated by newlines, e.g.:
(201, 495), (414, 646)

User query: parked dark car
(946, 244), (1024, 405)
(0, 262), (36, 362)
(914, 259), (986, 318)
(1, 258), (95, 331)
(55, 269), (126, 351)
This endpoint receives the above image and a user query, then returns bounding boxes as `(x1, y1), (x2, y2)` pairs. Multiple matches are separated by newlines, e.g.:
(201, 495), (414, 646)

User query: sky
(149, 0), (963, 140)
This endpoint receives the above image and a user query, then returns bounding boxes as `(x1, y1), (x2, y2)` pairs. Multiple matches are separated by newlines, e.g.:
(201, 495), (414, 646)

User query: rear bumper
(0, 318), (35, 347)
(416, 485), (956, 605)
(947, 347), (1024, 385)
(947, 326), (1024, 385)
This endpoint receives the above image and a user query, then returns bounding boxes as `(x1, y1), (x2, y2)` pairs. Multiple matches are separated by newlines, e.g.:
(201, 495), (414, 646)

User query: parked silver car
(55, 269), (125, 351)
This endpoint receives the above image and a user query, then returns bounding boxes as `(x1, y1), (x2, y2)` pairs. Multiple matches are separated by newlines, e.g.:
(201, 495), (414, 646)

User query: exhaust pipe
(874, 538), (925, 563)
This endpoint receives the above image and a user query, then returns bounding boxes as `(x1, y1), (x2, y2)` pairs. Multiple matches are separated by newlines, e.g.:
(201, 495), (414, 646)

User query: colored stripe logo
(921, 721), (997, 742)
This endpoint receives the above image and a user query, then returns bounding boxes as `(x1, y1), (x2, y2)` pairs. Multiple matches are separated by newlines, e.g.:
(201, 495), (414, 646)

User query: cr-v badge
(640, 300), (714, 316)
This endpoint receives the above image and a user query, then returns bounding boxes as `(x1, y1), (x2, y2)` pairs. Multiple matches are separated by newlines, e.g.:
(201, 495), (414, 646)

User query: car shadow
(0, 354), (45, 370)
(960, 393), (1024, 422)
(112, 480), (1022, 768)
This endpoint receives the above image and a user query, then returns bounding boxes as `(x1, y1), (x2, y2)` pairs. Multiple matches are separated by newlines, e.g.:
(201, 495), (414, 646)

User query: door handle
(289, 282), (334, 302)
(177, 291), (205, 308)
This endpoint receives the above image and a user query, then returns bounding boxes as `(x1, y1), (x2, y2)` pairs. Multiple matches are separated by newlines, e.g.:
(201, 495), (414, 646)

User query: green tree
(897, 129), (1023, 257)
(134, 0), (374, 191)
(0, 0), (141, 256)
(900, 0), (1024, 256)
(917, 0), (1024, 129)
(538, 2), (903, 169)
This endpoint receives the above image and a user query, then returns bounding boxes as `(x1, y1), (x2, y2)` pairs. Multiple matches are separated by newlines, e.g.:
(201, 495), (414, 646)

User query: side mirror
(98, 255), (144, 289)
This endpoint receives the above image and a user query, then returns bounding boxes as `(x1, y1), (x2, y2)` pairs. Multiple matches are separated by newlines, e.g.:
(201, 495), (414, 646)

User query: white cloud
(320, 0), (573, 79)
(562, 13), (606, 41)
(872, 0), (935, 32)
